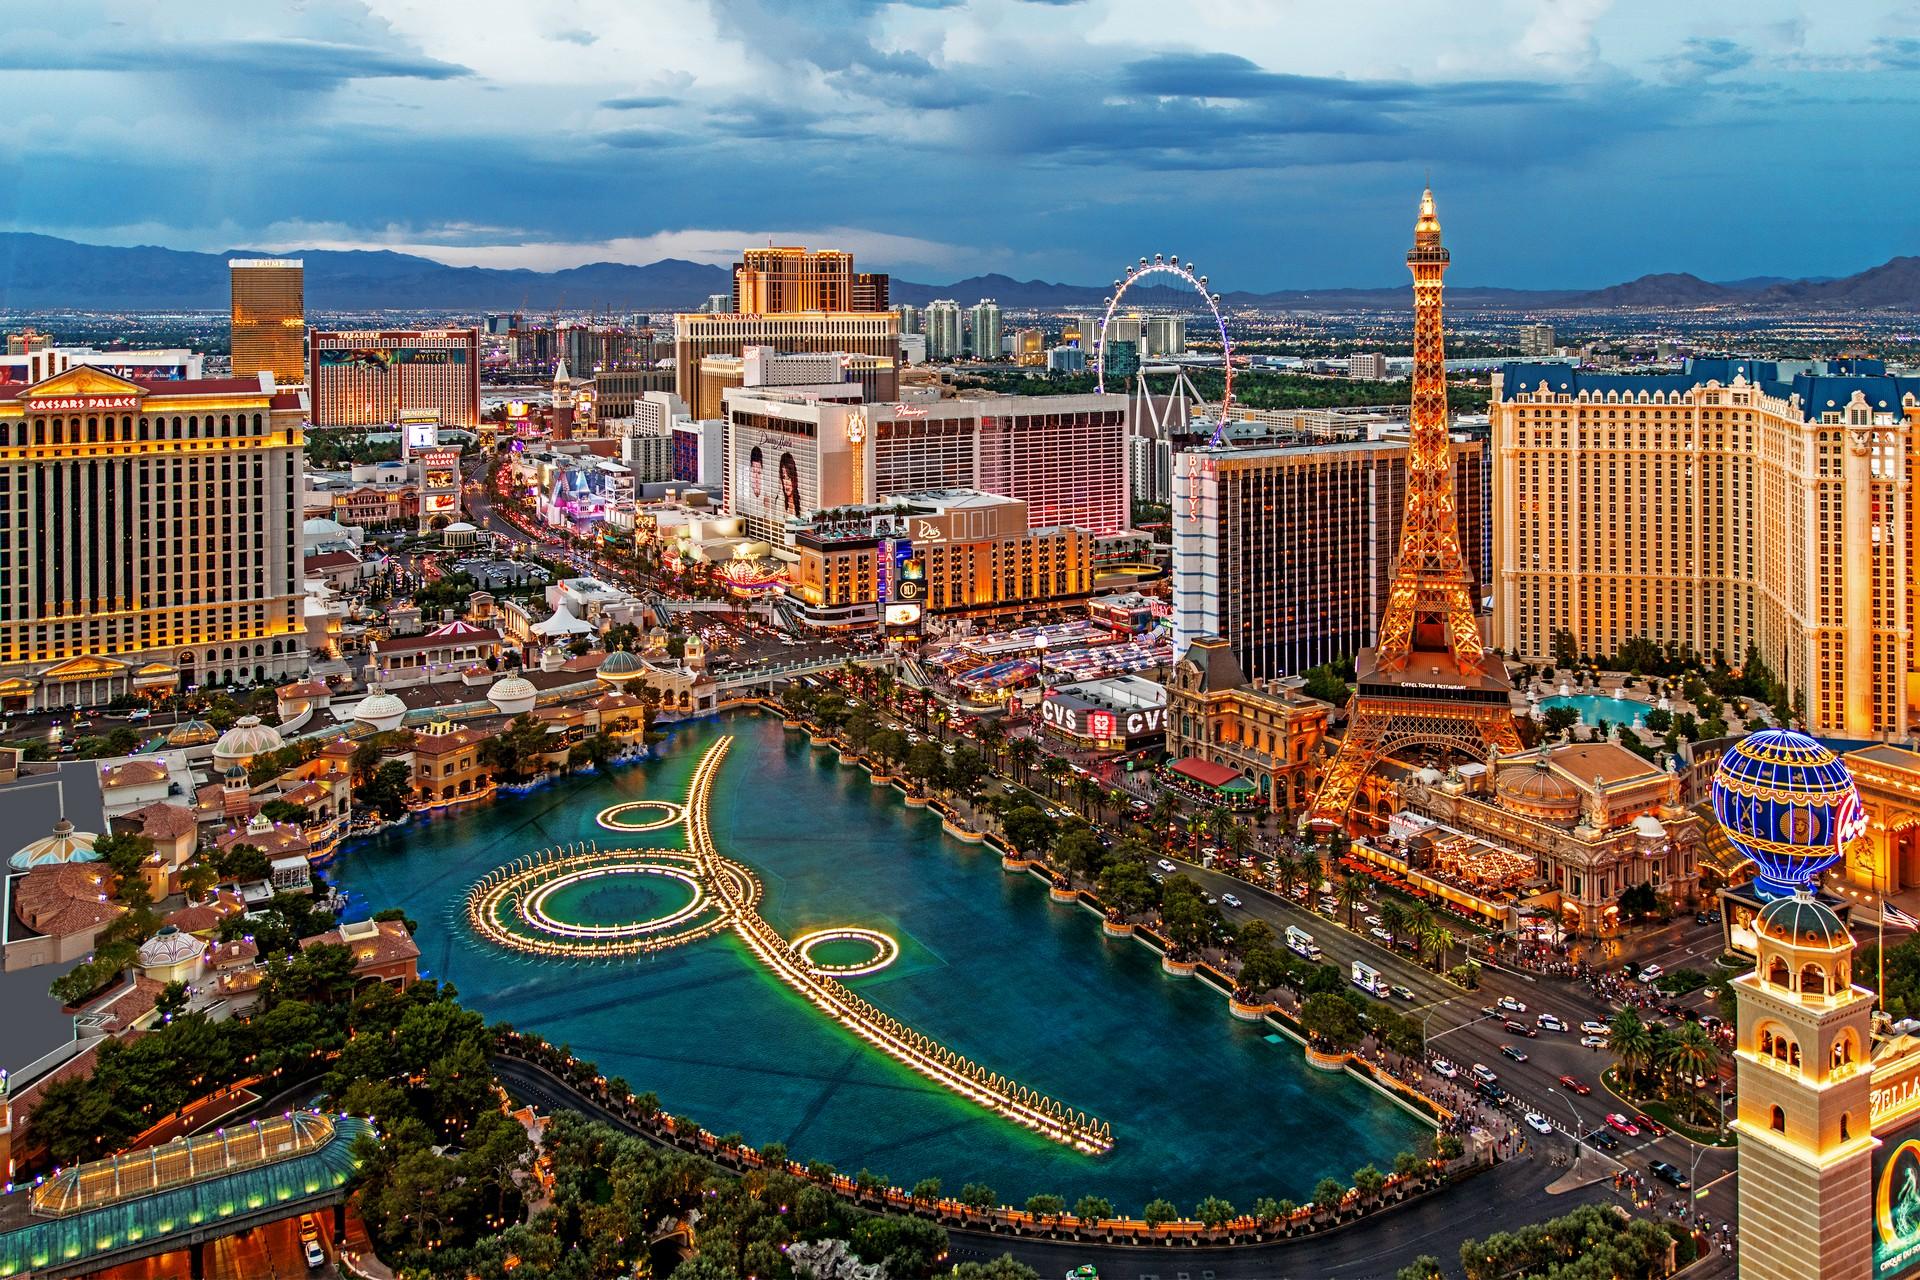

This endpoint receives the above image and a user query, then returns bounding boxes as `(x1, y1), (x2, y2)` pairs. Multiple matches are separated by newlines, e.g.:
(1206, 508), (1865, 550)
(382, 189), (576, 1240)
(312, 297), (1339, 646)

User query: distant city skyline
(4, 1), (1920, 290)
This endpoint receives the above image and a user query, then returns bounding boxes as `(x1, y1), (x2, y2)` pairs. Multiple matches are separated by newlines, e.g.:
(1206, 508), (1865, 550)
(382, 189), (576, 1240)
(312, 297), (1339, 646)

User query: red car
(1557, 1074), (1591, 1096)
(1605, 1113), (1641, 1136)
(1634, 1114), (1669, 1137)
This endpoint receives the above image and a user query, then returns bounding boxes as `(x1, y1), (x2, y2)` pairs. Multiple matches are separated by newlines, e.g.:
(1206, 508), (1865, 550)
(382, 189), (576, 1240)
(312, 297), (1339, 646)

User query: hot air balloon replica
(1711, 728), (1866, 900)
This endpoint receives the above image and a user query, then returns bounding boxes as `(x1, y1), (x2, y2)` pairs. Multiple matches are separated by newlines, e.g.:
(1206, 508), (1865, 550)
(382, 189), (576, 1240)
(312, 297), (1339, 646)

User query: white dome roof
(138, 925), (203, 968)
(304, 517), (349, 534)
(11, 818), (100, 870)
(443, 521), (476, 533)
(1632, 814), (1667, 840)
(353, 692), (409, 723)
(213, 715), (284, 761)
(489, 675), (538, 702)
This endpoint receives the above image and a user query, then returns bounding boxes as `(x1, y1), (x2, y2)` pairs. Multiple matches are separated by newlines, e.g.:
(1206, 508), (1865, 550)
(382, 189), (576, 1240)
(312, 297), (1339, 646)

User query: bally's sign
(1041, 697), (1166, 740)
(28, 394), (142, 412)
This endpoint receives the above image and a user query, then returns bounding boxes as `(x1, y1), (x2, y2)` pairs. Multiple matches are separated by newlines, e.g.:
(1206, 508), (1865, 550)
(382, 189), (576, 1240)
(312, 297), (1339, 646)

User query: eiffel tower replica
(1308, 188), (1521, 828)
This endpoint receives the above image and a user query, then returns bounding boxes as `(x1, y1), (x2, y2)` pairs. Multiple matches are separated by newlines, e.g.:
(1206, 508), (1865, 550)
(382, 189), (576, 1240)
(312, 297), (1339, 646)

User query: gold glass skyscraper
(229, 258), (305, 384)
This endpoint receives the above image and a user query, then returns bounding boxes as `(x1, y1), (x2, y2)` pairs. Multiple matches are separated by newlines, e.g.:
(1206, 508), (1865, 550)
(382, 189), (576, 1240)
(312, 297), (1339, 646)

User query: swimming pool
(1538, 693), (1649, 728)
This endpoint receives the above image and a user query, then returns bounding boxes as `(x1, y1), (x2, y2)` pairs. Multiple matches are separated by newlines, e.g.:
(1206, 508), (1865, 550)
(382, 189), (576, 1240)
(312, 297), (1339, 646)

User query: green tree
(1337, 874), (1369, 929)
(950, 1260), (1041, 1280)
(1073, 1194), (1113, 1223)
(1052, 826), (1105, 884)
(1142, 1198), (1179, 1227)
(911, 1176), (943, 1202)
(959, 1182), (997, 1210)
(1001, 805), (1057, 858)
(356, 760), (414, 820)
(1312, 1177), (1347, 1217)
(1301, 992), (1364, 1053)
(1609, 1007), (1656, 1089)
(1352, 1163), (1386, 1206)
(1024, 1193), (1066, 1223)
(1397, 1257), (1445, 1280)
(1194, 1195), (1236, 1228)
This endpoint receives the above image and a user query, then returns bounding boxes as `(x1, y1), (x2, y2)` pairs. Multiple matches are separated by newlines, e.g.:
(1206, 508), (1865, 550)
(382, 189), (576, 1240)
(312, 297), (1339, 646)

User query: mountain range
(0, 232), (1915, 313)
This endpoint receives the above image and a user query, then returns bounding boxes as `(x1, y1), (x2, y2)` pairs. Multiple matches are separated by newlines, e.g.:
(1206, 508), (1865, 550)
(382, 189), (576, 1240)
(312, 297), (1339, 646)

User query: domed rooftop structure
(353, 691), (409, 732)
(10, 818), (100, 871)
(488, 675), (538, 715)
(1711, 728), (1863, 898)
(165, 719), (218, 747)
(1494, 749), (1582, 819)
(597, 649), (645, 683)
(1755, 888), (1850, 950)
(443, 520), (476, 533)
(137, 924), (204, 970)
(212, 715), (284, 767)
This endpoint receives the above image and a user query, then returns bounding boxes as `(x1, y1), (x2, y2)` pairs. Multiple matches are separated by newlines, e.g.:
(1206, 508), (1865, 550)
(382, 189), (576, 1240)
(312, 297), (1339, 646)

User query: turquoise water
(1540, 693), (1648, 728)
(328, 713), (1427, 1210)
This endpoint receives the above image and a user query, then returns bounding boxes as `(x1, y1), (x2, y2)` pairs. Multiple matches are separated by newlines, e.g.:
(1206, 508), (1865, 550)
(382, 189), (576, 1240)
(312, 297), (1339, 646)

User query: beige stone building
(1391, 740), (1703, 938)
(1491, 358), (1920, 738)
(1164, 637), (1332, 814)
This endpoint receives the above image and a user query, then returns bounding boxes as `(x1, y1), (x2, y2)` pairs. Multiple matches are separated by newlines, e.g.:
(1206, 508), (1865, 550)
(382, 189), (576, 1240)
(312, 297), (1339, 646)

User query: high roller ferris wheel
(1092, 253), (1235, 447)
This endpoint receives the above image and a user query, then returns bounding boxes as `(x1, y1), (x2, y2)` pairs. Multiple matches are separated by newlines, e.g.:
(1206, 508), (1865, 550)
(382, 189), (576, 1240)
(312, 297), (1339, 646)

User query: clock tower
(1731, 889), (1877, 1279)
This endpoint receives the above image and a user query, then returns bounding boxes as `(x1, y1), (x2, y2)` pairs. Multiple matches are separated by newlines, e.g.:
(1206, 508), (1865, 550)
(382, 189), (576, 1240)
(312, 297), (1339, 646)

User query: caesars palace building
(0, 367), (307, 710)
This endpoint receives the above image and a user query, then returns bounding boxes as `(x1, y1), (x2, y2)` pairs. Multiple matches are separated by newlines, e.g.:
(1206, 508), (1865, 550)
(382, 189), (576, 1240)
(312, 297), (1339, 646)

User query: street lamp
(1546, 1086), (1584, 1141)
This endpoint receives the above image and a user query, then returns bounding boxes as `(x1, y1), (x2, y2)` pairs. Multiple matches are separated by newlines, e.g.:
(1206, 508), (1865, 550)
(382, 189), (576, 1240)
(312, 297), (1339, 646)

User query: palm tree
(1222, 822), (1254, 864)
(1609, 1008), (1655, 1089)
(1418, 920), (1450, 972)
(1296, 848), (1324, 901)
(1074, 775), (1100, 818)
(1661, 1022), (1718, 1108)
(1007, 737), (1038, 784)
(1404, 899), (1437, 962)
(1379, 899), (1407, 949)
(1337, 874), (1369, 930)
(1039, 755), (1070, 798)
(1272, 852), (1300, 902)
(977, 716), (1006, 763)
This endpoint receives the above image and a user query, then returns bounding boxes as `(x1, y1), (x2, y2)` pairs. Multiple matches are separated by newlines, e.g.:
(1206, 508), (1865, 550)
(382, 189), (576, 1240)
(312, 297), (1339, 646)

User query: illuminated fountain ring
(466, 843), (761, 959)
(792, 927), (900, 978)
(596, 800), (686, 832)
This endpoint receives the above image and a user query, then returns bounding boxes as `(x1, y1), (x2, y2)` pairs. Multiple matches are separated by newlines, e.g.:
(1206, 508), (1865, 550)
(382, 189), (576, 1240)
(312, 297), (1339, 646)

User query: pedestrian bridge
(0, 1111), (371, 1279)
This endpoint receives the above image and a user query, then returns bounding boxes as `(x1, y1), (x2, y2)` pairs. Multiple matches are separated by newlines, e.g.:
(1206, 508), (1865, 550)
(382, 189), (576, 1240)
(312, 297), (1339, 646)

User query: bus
(1286, 926), (1321, 960)
(1351, 960), (1386, 997)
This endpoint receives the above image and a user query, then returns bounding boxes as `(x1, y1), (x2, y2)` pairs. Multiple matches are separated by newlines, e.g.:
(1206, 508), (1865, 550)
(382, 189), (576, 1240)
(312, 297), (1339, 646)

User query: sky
(3, 0), (1920, 290)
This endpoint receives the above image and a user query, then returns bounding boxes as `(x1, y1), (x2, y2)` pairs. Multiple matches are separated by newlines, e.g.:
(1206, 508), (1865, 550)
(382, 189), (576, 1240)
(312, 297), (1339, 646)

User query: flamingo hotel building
(1491, 358), (1920, 738)
(0, 366), (307, 710)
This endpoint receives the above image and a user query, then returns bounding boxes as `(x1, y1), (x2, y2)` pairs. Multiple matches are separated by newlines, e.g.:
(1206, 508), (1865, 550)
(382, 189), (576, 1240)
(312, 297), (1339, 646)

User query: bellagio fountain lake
(327, 711), (1428, 1210)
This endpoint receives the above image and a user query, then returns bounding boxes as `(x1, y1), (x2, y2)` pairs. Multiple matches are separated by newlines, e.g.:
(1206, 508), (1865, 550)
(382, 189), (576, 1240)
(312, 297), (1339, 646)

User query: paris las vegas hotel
(0, 366), (306, 709)
(1492, 357), (1920, 740)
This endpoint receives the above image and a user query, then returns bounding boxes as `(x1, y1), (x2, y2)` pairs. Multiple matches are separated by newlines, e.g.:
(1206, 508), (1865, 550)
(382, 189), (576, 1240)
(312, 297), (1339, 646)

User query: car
(1221, 893), (1243, 908)
(1497, 995), (1527, 1013)
(1580, 1020), (1610, 1036)
(1476, 1081), (1507, 1104)
(1370, 927), (1393, 942)
(1585, 1128), (1620, 1152)
(1634, 1113), (1669, 1137)
(1203, 893), (1219, 906)
(304, 1239), (326, 1271)
(1158, 859), (1176, 872)
(1525, 1111), (1554, 1135)
(1149, 871), (1165, 884)
(299, 1216), (319, 1244)
(1432, 1059), (1460, 1079)
(1638, 964), (1665, 983)
(1605, 1113), (1641, 1136)
(1364, 915), (1384, 928)
(1504, 1019), (1538, 1038)
(1392, 984), (1416, 1001)
(1500, 1044), (1529, 1063)
(1581, 1035), (1609, 1049)
(1649, 1161), (1691, 1190)
(1537, 1014), (1567, 1033)
(126, 708), (151, 722)
(1557, 1074), (1592, 1095)
(1480, 1005), (1497, 1017)
(1470, 1063), (1499, 1085)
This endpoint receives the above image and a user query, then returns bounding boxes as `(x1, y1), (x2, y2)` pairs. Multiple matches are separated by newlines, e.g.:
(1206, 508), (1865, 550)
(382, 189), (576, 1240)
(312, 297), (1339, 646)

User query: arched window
(1790, 1042), (1802, 1068)
(1842, 1114), (1852, 1142)
(1802, 964), (1827, 996)
(1760, 1028), (1777, 1057)
(1768, 957), (1791, 987)
(1771, 1106), (1786, 1133)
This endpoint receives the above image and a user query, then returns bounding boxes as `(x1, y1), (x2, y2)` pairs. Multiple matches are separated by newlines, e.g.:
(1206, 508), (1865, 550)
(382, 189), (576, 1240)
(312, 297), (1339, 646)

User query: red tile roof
(373, 626), (502, 655)
(123, 801), (199, 840)
(304, 551), (362, 572)
(1168, 756), (1244, 789)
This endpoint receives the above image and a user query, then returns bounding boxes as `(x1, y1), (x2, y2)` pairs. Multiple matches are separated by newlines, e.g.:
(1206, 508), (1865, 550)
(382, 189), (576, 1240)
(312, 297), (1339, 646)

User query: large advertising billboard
(318, 347), (468, 370)
(1876, 1114), (1920, 1278)
(731, 423), (817, 532)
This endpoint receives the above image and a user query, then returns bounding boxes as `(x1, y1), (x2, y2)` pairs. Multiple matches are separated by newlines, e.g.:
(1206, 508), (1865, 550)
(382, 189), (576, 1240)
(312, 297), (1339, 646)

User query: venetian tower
(1731, 890), (1876, 1279)
(1308, 188), (1520, 827)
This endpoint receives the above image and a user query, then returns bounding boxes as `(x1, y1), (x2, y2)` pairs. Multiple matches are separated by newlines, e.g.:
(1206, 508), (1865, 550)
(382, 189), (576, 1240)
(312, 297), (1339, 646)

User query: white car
(1470, 1063), (1499, 1085)
(1497, 996), (1527, 1014)
(1222, 893), (1243, 908)
(1580, 1020), (1610, 1036)
(1432, 1058), (1460, 1079)
(1638, 964), (1665, 983)
(1370, 927), (1392, 942)
(1525, 1111), (1554, 1135)
(1537, 1014), (1567, 1033)
(1364, 915), (1384, 928)
(1158, 859), (1177, 872)
(1581, 1034), (1609, 1049)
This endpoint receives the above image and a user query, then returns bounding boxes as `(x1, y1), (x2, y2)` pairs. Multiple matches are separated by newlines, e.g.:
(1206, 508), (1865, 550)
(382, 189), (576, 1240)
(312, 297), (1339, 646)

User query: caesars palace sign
(26, 395), (143, 412)
(1041, 696), (1166, 740)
